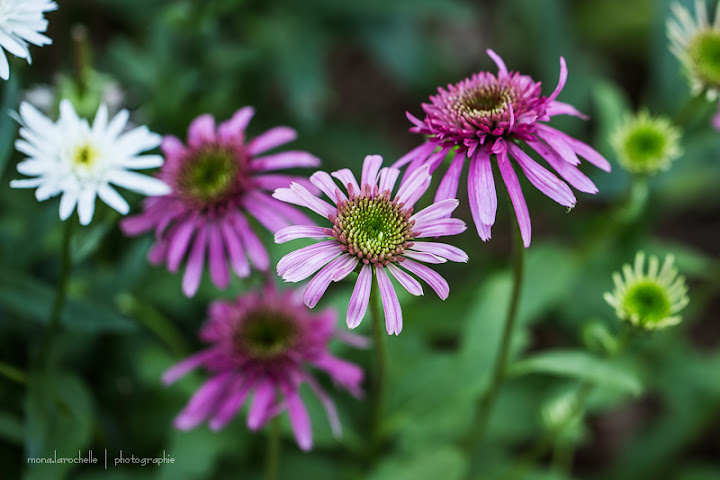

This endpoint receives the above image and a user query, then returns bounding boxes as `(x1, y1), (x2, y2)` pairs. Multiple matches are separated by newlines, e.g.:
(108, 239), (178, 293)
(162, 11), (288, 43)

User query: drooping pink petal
(230, 213), (269, 270)
(508, 142), (576, 207)
(272, 183), (335, 218)
(187, 114), (216, 148)
(286, 390), (313, 451)
(311, 354), (364, 398)
(207, 223), (230, 289)
(248, 126), (297, 155)
(387, 264), (423, 296)
(375, 266), (403, 335)
(182, 226), (208, 297)
(244, 191), (293, 233)
(209, 379), (251, 431)
(162, 350), (214, 385)
(175, 372), (231, 430)
(304, 375), (343, 436)
(400, 259), (449, 299)
(468, 147), (497, 226)
(167, 218), (197, 272)
(534, 124), (580, 166)
(361, 155), (383, 188)
(247, 382), (276, 430)
(347, 264), (372, 329)
(219, 220), (251, 277)
(303, 255), (357, 308)
(545, 101), (588, 119)
(527, 140), (598, 194)
(392, 141), (436, 169)
(395, 164), (431, 209)
(497, 150), (532, 247)
(278, 241), (343, 281)
(558, 132), (612, 172)
(434, 153), (465, 205)
(546, 57), (568, 104)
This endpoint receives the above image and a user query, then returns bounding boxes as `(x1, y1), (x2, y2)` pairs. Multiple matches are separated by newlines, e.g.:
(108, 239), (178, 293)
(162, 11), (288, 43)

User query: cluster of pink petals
(396, 49), (610, 247)
(163, 285), (365, 451)
(273, 155), (468, 335)
(121, 107), (319, 297)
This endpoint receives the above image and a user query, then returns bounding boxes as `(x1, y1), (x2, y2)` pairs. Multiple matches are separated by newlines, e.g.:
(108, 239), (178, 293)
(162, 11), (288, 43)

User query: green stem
(465, 221), (526, 460)
(0, 361), (27, 385)
(369, 282), (386, 454)
(40, 219), (73, 367)
(264, 417), (281, 480)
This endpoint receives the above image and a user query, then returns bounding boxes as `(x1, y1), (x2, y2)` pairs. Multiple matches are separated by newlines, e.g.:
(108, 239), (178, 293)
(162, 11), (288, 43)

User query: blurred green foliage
(1, 0), (719, 479)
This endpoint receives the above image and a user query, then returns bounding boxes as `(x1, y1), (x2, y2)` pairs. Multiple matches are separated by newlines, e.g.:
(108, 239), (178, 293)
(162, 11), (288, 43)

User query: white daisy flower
(10, 99), (171, 226)
(0, 0), (58, 80)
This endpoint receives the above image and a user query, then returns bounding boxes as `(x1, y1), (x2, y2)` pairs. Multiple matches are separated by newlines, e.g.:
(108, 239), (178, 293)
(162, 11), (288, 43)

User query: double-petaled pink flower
(397, 49), (610, 247)
(121, 107), (319, 297)
(163, 285), (364, 451)
(273, 155), (468, 335)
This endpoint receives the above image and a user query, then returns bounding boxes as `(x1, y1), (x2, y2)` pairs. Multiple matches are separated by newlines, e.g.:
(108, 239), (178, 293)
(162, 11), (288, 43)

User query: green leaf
(509, 349), (643, 396)
(24, 371), (94, 480)
(0, 271), (136, 333)
(0, 74), (19, 177)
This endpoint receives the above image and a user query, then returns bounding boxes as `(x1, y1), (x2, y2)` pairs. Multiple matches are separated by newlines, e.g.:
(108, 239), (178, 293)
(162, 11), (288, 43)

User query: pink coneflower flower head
(273, 155), (469, 335)
(120, 107), (320, 297)
(396, 49), (611, 247)
(162, 285), (364, 451)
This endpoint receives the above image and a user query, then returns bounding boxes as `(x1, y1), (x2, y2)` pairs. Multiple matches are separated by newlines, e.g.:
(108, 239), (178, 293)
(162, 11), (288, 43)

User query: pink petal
(425, 145), (453, 173)
(174, 372), (231, 430)
(395, 164), (431, 209)
(217, 106), (254, 143)
(375, 266), (403, 335)
(414, 218), (467, 238)
(408, 242), (468, 263)
(545, 101), (588, 119)
(303, 375), (343, 436)
(247, 382), (275, 430)
(400, 259), (449, 299)
(207, 223), (230, 289)
(547, 57), (568, 104)
(248, 126), (297, 155)
(230, 213), (269, 270)
(219, 220), (250, 277)
(331, 168), (360, 194)
(310, 170), (345, 204)
(486, 49), (508, 77)
(527, 140), (598, 194)
(347, 264), (372, 329)
(361, 155), (384, 188)
(187, 114), (216, 148)
(244, 191), (293, 233)
(304, 255), (358, 308)
(311, 354), (364, 398)
(277, 240), (341, 276)
(208, 379), (251, 430)
(275, 225), (328, 243)
(560, 133), (612, 172)
(162, 350), (213, 385)
(182, 226), (208, 297)
(434, 153), (465, 205)
(534, 124), (580, 166)
(378, 167), (400, 193)
(410, 199), (459, 225)
(402, 250), (446, 264)
(252, 151), (321, 172)
(161, 135), (187, 160)
(508, 142), (576, 207)
(392, 141), (436, 169)
(497, 150), (531, 248)
(273, 183), (335, 218)
(468, 147), (497, 226)
(282, 243), (344, 283)
(286, 390), (312, 451)
(387, 264), (423, 296)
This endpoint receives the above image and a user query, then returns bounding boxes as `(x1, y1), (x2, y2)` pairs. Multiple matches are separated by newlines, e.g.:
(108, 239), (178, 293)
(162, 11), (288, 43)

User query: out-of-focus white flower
(0, 0), (58, 80)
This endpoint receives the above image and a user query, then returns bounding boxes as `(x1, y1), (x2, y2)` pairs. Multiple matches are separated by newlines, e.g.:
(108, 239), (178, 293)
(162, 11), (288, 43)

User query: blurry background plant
(0, 0), (719, 480)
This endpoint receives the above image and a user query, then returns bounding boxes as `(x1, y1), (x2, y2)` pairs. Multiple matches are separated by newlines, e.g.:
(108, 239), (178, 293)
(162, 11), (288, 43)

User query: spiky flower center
(457, 85), (512, 119)
(612, 112), (681, 175)
(72, 143), (99, 170)
(331, 186), (415, 265)
(177, 147), (241, 204)
(623, 127), (666, 165)
(688, 30), (720, 88)
(622, 280), (672, 327)
(234, 309), (297, 359)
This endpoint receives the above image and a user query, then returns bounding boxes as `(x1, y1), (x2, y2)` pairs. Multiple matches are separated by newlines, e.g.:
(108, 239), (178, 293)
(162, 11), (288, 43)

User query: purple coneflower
(163, 285), (364, 451)
(396, 49), (610, 247)
(273, 155), (468, 335)
(121, 107), (319, 297)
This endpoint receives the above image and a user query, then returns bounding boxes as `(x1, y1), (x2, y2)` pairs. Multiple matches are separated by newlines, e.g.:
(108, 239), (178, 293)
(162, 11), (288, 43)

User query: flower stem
(369, 281), (386, 456)
(465, 221), (525, 461)
(41, 219), (73, 367)
(0, 361), (27, 385)
(264, 417), (281, 480)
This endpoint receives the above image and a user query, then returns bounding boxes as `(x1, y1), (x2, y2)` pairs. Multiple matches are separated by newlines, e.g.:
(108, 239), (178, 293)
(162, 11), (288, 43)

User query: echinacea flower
(10, 100), (170, 226)
(121, 107), (320, 297)
(0, 0), (56, 80)
(611, 110), (682, 175)
(274, 154), (468, 335)
(668, 0), (720, 99)
(603, 252), (689, 331)
(396, 49), (610, 247)
(163, 285), (364, 451)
